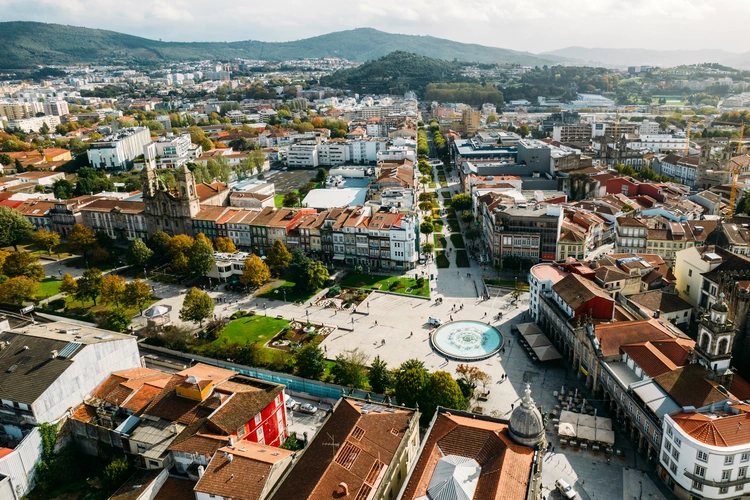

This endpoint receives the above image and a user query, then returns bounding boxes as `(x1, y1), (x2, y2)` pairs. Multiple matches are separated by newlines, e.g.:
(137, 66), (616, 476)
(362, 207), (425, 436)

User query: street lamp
(143, 267), (147, 279)
(283, 288), (287, 302)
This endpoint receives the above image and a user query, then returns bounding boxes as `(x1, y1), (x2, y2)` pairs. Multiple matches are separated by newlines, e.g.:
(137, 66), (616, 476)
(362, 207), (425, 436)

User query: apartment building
(5, 115), (61, 133)
(79, 199), (148, 242)
(0, 100), (43, 120)
(483, 203), (563, 265)
(42, 100), (69, 116)
(87, 127), (152, 170)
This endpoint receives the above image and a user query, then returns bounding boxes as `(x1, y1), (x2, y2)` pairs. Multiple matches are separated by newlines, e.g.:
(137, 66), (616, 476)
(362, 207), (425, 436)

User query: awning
(558, 422), (576, 437)
(560, 410), (578, 426)
(577, 424), (596, 441)
(333, 255), (346, 261)
(632, 381), (681, 419)
(595, 428), (615, 444)
(525, 334), (552, 348)
(533, 345), (562, 361)
(595, 416), (612, 431)
(578, 414), (596, 428)
(517, 323), (543, 338)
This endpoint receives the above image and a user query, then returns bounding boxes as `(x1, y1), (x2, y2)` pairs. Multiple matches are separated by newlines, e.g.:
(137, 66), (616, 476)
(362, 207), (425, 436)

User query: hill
(320, 51), (473, 96)
(0, 22), (565, 70)
(544, 46), (748, 69)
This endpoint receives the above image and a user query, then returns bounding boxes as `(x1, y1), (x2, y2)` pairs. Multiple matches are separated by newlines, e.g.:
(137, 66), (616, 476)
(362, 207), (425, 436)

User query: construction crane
(727, 123), (745, 219)
(684, 118), (693, 157)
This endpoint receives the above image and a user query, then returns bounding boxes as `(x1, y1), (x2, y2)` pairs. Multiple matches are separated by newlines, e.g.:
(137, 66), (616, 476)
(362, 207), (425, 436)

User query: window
(644, 422), (649, 434)
(662, 451), (670, 464)
(689, 269), (693, 277)
(722, 470), (732, 481)
(254, 414), (261, 425)
(737, 484), (745, 491)
(719, 486), (729, 494)
(665, 441), (672, 452)
(742, 453), (749, 463)
(697, 450), (708, 462)
(739, 466), (747, 479)
(670, 462), (678, 474)
(653, 430), (659, 443)
(726, 455), (735, 465)
(695, 465), (706, 477)
(667, 425), (673, 437)
(686, 285), (691, 293)
(674, 437), (681, 448)
(672, 448), (680, 460)
(692, 481), (703, 491)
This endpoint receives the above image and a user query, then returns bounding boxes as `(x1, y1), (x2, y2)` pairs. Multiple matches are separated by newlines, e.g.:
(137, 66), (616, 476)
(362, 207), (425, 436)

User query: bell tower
(696, 293), (735, 384)
(177, 164), (200, 219)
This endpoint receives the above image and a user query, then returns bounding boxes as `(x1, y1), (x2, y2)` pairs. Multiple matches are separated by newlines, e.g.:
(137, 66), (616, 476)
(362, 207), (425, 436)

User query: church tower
(697, 293), (736, 385)
(141, 164), (200, 238)
(176, 164), (200, 219)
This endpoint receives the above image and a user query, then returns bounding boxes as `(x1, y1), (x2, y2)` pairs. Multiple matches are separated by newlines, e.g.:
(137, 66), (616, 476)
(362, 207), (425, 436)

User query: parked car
(428, 317), (442, 327)
(285, 398), (298, 410)
(555, 479), (577, 499)
(418, 257), (426, 265)
(298, 403), (318, 414)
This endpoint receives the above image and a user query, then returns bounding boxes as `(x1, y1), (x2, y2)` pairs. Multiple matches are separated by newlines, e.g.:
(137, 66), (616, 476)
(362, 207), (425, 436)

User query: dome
(509, 384), (545, 448)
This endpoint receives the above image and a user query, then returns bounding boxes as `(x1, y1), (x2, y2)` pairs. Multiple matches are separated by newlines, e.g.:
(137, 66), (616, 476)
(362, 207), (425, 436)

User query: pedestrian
(511, 403), (514, 410)
(450, 315), (453, 321)
(483, 312), (487, 317)
(324, 345), (327, 352)
(375, 320), (378, 326)
(552, 446), (555, 453)
(460, 304), (463, 310)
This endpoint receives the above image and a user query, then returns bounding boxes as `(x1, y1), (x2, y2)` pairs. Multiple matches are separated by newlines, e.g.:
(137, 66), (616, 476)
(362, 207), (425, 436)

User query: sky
(0, 0), (747, 53)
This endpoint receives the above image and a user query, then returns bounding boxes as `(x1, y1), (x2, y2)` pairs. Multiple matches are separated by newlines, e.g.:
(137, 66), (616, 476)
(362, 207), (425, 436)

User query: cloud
(0, 0), (746, 52)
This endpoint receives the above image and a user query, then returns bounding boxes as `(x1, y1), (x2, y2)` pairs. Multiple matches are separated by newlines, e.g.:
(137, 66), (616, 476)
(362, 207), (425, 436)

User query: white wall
(0, 427), (42, 499)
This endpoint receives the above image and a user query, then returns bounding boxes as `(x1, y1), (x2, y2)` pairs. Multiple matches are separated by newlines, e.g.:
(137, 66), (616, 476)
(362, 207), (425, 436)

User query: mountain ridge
(0, 22), (565, 69)
(543, 46), (750, 69)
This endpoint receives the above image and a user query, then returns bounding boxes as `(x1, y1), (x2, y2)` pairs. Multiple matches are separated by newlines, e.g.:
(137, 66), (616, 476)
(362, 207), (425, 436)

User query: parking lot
(265, 168), (317, 194)
(285, 392), (334, 444)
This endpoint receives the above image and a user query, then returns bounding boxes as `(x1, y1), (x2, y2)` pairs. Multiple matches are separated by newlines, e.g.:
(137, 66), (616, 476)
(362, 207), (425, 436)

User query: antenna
(322, 432), (340, 462)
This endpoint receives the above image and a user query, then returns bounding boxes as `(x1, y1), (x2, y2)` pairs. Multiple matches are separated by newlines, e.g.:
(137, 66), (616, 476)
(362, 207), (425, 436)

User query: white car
(298, 403), (318, 414)
(555, 479), (577, 499)
(285, 398), (298, 410)
(428, 317), (442, 327)
(418, 257), (426, 265)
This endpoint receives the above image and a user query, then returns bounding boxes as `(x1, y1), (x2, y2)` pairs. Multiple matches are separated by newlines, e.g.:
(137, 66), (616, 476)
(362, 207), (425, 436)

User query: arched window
(189, 184), (194, 196)
(718, 338), (729, 355)
(161, 202), (167, 215)
(181, 186), (186, 197)
(700, 333), (710, 351)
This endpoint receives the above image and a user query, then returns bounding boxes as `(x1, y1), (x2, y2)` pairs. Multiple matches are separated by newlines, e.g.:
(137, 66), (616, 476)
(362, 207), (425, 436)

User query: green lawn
(340, 272), (429, 297)
(61, 294), (158, 317)
(434, 234), (447, 248)
(433, 221), (443, 232)
(37, 278), (62, 299)
(484, 279), (530, 289)
(429, 182), (436, 188)
(450, 234), (466, 249)
(440, 190), (451, 200)
(436, 251), (450, 268)
(220, 315), (290, 346)
(274, 194), (285, 207)
(258, 281), (318, 303)
(455, 250), (470, 267)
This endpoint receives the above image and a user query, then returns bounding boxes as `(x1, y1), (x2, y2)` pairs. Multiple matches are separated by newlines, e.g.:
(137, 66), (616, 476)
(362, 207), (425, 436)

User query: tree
(149, 231), (172, 260)
(519, 124), (530, 137)
(100, 274), (126, 307)
(126, 239), (153, 267)
(422, 242), (435, 255)
(418, 201), (433, 212)
(74, 268), (104, 306)
(420, 221), (434, 241)
(249, 148), (266, 174)
(331, 348), (369, 388)
(206, 157), (231, 183)
(103, 458), (132, 491)
(187, 239), (215, 277)
(0, 153), (11, 166)
(59, 273), (77, 297)
(241, 254), (270, 288)
(123, 279), (152, 315)
(298, 260), (329, 293)
(394, 359), (429, 408)
(295, 341), (325, 380)
(451, 194), (472, 212)
(421, 371), (467, 421)
(315, 168), (328, 183)
(215, 236), (236, 253)
(0, 276), (38, 305)
(3, 251), (44, 280)
(66, 224), (97, 255)
(267, 240), (292, 273)
(32, 229), (60, 255)
(235, 340), (265, 366)
(0, 206), (34, 251)
(282, 191), (299, 207)
(369, 356), (391, 394)
(92, 246), (110, 263)
(195, 233), (214, 251)
(180, 287), (214, 326)
(100, 308), (131, 333)
(52, 178), (74, 199)
(486, 114), (498, 124)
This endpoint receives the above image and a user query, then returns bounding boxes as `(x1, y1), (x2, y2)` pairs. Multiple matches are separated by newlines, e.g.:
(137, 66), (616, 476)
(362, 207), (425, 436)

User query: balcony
(684, 470), (750, 488)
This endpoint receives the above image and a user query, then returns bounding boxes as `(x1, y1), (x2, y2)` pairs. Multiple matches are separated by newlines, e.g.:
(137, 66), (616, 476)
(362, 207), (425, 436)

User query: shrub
(355, 281), (366, 287)
(356, 292), (368, 302)
(389, 280), (406, 291)
(283, 330), (295, 341)
(247, 310), (256, 316)
(328, 285), (341, 297)
(416, 277), (426, 288)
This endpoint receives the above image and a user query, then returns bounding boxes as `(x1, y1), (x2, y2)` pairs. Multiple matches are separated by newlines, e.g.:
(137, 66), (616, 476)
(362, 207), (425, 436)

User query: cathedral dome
(712, 293), (729, 313)
(509, 383), (545, 448)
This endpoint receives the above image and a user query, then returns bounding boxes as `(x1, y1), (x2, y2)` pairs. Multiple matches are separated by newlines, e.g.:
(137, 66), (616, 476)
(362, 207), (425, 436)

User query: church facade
(141, 164), (200, 237)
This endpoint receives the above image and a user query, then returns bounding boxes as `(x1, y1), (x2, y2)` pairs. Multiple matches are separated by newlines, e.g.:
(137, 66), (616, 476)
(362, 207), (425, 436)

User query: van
(428, 317), (442, 327)
(555, 479), (577, 499)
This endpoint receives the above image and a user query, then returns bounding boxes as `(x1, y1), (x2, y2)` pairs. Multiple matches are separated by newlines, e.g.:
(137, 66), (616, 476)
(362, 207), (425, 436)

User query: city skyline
(0, 0), (747, 53)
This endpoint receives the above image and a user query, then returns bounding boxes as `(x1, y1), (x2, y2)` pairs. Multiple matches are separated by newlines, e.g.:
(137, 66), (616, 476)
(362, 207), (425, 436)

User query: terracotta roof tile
(671, 412), (750, 447)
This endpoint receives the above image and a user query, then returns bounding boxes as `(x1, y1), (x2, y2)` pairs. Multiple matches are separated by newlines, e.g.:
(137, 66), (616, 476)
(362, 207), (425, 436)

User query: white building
(639, 121), (660, 135)
(153, 133), (193, 168)
(286, 143), (319, 168)
(674, 246), (724, 308)
(388, 213), (418, 268)
(4, 115), (61, 133)
(632, 135), (689, 154)
(661, 406), (750, 500)
(42, 100), (69, 116)
(87, 127), (152, 170)
(528, 263), (569, 322)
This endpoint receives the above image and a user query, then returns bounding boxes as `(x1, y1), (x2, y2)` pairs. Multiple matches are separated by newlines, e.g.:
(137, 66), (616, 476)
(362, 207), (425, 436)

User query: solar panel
(58, 342), (82, 359)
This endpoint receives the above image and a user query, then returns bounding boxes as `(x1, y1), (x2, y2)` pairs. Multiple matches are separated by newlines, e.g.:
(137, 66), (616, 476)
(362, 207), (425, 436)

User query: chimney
(197, 465), (205, 479)
(50, 350), (58, 359)
(228, 436), (235, 447)
(654, 309), (661, 319)
(227, 454), (233, 463)
(337, 482), (349, 496)
(170, 423), (178, 434)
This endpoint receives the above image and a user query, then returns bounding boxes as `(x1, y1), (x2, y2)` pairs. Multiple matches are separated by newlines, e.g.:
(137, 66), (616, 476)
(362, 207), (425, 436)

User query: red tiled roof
(671, 412), (750, 447)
